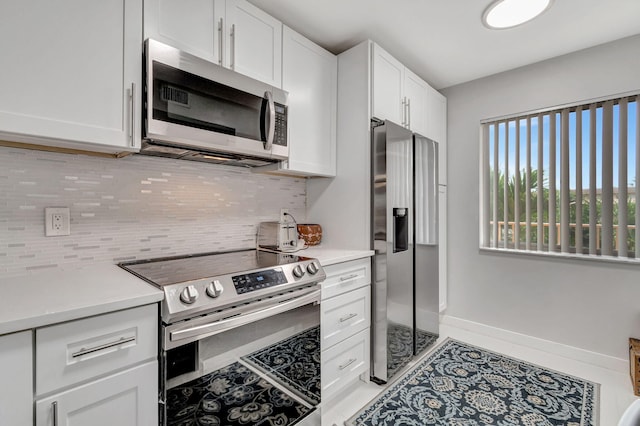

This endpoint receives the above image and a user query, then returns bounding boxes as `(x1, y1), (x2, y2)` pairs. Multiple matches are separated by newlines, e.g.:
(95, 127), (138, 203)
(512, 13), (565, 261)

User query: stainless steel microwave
(141, 39), (288, 167)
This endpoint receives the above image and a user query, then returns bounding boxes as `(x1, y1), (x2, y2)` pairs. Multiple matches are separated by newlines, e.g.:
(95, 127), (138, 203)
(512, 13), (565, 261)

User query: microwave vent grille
(161, 85), (190, 107)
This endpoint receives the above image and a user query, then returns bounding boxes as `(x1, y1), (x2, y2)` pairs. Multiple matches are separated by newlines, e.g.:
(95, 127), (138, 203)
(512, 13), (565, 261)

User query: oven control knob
(306, 261), (319, 275)
(180, 285), (199, 304)
(206, 280), (224, 298)
(292, 264), (305, 278)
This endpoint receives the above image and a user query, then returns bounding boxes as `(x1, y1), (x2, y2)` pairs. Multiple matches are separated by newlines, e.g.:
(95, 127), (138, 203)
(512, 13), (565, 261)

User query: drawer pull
(52, 401), (58, 426)
(339, 273), (358, 282)
(339, 358), (356, 370)
(72, 336), (136, 358)
(339, 313), (358, 322)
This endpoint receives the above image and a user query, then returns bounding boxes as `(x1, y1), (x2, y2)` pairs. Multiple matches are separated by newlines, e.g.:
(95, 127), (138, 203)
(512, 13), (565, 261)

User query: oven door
(161, 285), (321, 426)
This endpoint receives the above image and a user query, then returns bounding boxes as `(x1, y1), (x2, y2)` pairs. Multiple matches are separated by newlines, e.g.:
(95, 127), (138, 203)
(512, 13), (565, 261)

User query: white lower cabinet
(320, 257), (372, 402)
(35, 304), (159, 426)
(321, 285), (370, 349)
(321, 329), (370, 399)
(35, 361), (157, 426)
(0, 331), (33, 426)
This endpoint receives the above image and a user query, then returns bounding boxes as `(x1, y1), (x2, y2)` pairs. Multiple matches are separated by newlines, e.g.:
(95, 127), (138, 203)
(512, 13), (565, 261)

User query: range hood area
(138, 140), (279, 167)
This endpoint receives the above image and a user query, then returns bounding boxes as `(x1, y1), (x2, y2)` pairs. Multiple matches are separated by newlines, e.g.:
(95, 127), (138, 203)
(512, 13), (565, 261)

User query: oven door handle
(169, 288), (321, 343)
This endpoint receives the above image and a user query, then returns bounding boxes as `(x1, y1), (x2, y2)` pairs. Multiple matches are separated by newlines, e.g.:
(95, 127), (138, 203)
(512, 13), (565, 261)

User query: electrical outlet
(280, 208), (290, 223)
(45, 207), (70, 236)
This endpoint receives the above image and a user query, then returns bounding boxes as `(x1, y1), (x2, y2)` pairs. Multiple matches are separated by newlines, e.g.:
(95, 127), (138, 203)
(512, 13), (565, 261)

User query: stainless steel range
(120, 248), (325, 426)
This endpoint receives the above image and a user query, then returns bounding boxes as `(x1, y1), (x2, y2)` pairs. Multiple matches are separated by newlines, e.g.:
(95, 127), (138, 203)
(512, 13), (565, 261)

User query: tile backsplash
(0, 146), (306, 277)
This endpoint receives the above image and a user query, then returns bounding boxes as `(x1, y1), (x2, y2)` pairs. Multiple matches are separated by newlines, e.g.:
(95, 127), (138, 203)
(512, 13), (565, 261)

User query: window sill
(479, 246), (640, 267)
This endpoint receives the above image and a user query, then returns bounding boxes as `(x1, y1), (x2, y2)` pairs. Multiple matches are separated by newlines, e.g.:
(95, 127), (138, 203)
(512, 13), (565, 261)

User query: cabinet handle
(71, 336), (136, 358)
(129, 82), (136, 147)
(230, 23), (236, 70)
(339, 273), (358, 282)
(401, 97), (406, 126)
(339, 358), (356, 370)
(52, 401), (58, 426)
(407, 98), (411, 129)
(339, 313), (358, 322)
(218, 18), (224, 66)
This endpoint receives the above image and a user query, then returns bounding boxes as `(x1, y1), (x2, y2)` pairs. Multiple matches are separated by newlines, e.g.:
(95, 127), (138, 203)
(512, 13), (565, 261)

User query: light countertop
(0, 263), (163, 336)
(0, 248), (372, 336)
(298, 247), (374, 265)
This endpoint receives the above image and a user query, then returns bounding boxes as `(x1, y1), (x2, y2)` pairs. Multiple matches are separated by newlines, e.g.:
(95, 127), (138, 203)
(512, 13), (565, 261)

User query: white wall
(0, 147), (306, 278)
(441, 34), (640, 360)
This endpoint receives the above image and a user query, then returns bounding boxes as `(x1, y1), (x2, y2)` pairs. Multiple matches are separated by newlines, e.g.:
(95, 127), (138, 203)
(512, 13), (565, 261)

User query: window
(480, 93), (640, 261)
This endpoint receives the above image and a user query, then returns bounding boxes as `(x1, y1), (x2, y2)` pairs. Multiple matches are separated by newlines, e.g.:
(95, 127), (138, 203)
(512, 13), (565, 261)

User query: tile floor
(322, 321), (637, 425)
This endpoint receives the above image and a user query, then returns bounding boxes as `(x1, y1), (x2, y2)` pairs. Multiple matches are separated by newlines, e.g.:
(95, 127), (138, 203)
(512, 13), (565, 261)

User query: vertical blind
(480, 94), (640, 259)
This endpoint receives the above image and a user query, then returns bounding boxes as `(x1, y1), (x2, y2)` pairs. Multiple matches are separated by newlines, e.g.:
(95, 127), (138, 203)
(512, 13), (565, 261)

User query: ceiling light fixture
(482, 0), (554, 30)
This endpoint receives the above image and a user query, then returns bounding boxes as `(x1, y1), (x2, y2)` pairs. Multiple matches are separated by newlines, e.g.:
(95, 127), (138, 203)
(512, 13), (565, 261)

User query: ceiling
(247, 0), (640, 90)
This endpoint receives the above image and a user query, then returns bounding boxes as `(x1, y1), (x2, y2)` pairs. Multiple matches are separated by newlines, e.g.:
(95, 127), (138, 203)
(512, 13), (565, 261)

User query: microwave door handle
(263, 91), (275, 150)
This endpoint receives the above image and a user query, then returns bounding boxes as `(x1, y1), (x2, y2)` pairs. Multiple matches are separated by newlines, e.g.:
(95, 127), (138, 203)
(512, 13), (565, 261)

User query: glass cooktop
(120, 249), (308, 287)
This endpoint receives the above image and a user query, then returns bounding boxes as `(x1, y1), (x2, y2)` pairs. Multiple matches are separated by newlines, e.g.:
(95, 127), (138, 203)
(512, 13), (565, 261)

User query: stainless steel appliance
(141, 39), (288, 167)
(257, 221), (299, 252)
(370, 120), (439, 384)
(120, 249), (324, 426)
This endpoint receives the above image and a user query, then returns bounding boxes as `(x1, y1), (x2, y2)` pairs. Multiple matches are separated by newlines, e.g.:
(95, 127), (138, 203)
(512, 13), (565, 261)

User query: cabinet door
(438, 185), (447, 312)
(225, 0), (282, 87)
(281, 26), (337, 177)
(0, 331), (32, 426)
(371, 44), (404, 125)
(144, 0), (222, 64)
(404, 68), (430, 137)
(36, 361), (157, 426)
(426, 86), (447, 184)
(0, 0), (142, 153)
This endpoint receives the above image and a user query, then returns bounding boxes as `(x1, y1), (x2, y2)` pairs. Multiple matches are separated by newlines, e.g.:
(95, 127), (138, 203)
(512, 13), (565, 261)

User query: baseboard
(441, 315), (628, 374)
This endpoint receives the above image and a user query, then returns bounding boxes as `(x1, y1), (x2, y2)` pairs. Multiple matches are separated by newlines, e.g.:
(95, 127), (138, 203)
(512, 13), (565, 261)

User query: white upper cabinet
(145, 0), (282, 87)
(277, 26), (337, 177)
(404, 68), (430, 137)
(0, 0), (142, 154)
(426, 86), (447, 184)
(224, 0), (282, 87)
(371, 44), (432, 138)
(144, 0), (222, 64)
(372, 44), (405, 125)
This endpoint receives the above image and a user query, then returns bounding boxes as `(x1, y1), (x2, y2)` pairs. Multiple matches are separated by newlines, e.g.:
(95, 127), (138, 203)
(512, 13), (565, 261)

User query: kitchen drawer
(36, 304), (157, 396)
(321, 328), (369, 401)
(321, 286), (370, 349)
(321, 257), (371, 300)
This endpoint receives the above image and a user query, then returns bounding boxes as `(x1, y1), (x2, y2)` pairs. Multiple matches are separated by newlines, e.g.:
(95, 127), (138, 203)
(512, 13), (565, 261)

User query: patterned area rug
(348, 339), (599, 426)
(166, 361), (312, 426)
(242, 326), (321, 405)
(387, 323), (438, 380)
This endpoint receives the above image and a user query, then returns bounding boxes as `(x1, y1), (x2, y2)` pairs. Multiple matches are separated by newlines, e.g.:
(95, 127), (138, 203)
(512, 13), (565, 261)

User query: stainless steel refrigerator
(370, 119), (439, 384)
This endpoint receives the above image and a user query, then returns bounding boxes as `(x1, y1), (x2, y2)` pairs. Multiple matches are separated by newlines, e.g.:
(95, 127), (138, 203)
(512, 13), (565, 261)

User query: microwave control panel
(274, 104), (287, 147)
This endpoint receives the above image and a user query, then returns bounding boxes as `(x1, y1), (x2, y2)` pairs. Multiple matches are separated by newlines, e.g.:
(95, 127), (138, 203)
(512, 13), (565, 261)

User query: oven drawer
(36, 304), (157, 396)
(321, 286), (370, 349)
(321, 328), (370, 401)
(321, 257), (371, 300)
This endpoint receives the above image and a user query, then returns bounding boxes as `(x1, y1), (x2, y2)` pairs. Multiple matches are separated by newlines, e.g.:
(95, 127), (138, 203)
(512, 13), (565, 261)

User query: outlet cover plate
(45, 207), (70, 236)
(280, 208), (290, 223)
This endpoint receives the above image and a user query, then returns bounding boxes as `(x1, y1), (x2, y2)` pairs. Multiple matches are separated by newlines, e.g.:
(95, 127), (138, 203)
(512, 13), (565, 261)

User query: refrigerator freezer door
(371, 120), (414, 383)
(414, 134), (439, 355)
